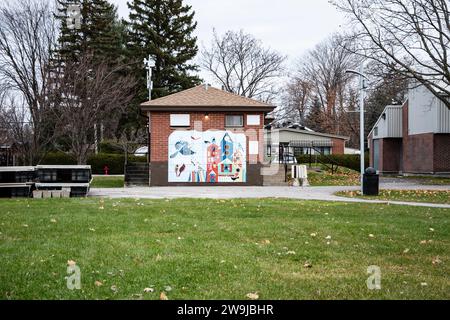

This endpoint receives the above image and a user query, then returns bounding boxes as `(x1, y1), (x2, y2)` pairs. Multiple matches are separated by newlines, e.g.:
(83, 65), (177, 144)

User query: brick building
(264, 128), (348, 160)
(140, 84), (275, 186)
(368, 85), (450, 175)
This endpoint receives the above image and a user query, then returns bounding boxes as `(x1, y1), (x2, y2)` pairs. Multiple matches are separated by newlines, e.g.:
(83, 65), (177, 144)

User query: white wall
(408, 85), (450, 135)
(371, 106), (403, 139)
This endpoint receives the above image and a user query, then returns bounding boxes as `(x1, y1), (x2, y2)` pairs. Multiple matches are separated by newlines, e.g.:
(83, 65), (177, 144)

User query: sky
(110, 0), (346, 84)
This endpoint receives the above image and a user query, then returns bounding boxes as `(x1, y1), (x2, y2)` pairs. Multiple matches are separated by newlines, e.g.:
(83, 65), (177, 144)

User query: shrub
(40, 152), (147, 174)
(296, 154), (369, 172)
(39, 152), (76, 165)
(88, 154), (146, 174)
(98, 141), (123, 154)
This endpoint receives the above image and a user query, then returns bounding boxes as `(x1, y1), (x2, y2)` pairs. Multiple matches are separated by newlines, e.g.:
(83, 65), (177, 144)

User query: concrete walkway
(89, 183), (450, 209)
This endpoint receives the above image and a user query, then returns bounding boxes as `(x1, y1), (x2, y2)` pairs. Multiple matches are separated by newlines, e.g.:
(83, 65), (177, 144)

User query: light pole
(144, 55), (155, 101)
(346, 65), (368, 194)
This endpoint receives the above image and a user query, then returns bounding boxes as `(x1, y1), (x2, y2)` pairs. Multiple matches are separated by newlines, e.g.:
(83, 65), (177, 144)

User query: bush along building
(368, 84), (450, 175)
(140, 84), (275, 186)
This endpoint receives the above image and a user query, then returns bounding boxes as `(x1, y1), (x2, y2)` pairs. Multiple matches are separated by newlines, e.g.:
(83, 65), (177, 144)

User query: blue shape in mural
(221, 133), (233, 161)
(170, 141), (196, 159)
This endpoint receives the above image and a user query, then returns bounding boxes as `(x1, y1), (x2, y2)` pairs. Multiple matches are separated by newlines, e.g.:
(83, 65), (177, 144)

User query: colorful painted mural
(168, 131), (247, 183)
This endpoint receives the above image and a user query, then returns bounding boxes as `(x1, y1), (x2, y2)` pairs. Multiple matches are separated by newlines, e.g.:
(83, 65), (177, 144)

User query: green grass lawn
(91, 176), (124, 188)
(304, 166), (360, 186)
(336, 190), (450, 204)
(0, 198), (449, 300)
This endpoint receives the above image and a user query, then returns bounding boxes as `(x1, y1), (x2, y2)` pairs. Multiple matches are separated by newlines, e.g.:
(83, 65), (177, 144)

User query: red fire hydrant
(103, 165), (109, 176)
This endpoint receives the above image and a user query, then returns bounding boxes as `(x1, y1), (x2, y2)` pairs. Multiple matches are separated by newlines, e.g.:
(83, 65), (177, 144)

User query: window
(39, 170), (57, 182)
(247, 115), (261, 126)
(374, 126), (378, 136)
(320, 147), (332, 155)
(72, 170), (90, 182)
(170, 114), (190, 127)
(249, 141), (259, 155)
(225, 115), (243, 127)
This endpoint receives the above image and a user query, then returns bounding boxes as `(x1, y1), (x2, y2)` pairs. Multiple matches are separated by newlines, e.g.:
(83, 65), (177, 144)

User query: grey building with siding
(368, 85), (450, 175)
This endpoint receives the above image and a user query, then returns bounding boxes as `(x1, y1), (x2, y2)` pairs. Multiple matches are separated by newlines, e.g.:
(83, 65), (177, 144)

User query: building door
(373, 140), (380, 172)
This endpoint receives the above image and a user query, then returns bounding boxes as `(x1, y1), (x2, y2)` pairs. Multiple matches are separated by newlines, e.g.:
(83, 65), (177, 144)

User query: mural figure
(168, 130), (247, 183)
(175, 164), (186, 177)
(206, 138), (220, 183)
(170, 141), (196, 159)
(221, 133), (234, 161)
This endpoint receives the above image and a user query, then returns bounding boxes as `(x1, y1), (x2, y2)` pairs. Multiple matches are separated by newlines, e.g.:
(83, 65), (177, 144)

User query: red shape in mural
(206, 138), (220, 183)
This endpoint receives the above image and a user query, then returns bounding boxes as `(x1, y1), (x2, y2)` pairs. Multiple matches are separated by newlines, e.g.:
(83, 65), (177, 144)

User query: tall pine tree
(126, 0), (201, 99)
(52, 0), (130, 145)
(305, 96), (326, 133)
(55, 0), (125, 65)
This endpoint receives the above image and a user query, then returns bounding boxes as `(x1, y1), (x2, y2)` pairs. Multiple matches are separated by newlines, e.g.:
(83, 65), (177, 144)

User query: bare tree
(201, 30), (286, 102)
(50, 56), (137, 164)
(281, 76), (313, 124)
(0, 0), (57, 164)
(333, 0), (450, 108)
(298, 34), (360, 133)
(0, 94), (37, 164)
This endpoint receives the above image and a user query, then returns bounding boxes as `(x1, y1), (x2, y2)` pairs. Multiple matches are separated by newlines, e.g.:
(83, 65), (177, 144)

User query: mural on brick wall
(168, 130), (247, 183)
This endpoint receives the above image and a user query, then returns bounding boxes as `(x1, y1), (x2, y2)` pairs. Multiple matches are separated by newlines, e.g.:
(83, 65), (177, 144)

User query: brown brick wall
(402, 102), (434, 173)
(331, 138), (345, 155)
(149, 111), (265, 163)
(380, 138), (402, 173)
(434, 134), (450, 173)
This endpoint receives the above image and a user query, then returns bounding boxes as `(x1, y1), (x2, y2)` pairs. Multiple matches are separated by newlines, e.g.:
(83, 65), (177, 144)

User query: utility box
(363, 167), (379, 196)
(292, 165), (309, 187)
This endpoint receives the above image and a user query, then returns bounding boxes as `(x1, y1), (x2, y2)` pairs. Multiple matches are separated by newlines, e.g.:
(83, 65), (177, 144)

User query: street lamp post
(144, 55), (155, 101)
(346, 65), (368, 194)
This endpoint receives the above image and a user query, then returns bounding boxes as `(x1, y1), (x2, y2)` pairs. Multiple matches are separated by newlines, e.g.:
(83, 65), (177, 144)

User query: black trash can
(363, 167), (379, 196)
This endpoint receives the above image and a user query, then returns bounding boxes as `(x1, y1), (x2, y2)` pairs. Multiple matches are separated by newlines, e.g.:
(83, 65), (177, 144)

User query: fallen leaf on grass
(50, 219), (57, 223)
(303, 262), (313, 268)
(246, 292), (259, 300)
(432, 257), (442, 265)
(160, 292), (169, 300)
(111, 285), (118, 293)
(403, 248), (410, 254)
(94, 281), (103, 287)
(369, 234), (375, 238)
(67, 260), (76, 266)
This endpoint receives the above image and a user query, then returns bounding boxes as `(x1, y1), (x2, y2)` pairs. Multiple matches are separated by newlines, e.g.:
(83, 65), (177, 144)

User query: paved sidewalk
(89, 183), (450, 209)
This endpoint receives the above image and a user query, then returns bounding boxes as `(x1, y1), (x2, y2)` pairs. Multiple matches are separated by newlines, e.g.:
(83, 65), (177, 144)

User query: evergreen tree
(126, 0), (201, 99)
(52, 0), (130, 146)
(305, 96), (326, 132)
(55, 0), (125, 65)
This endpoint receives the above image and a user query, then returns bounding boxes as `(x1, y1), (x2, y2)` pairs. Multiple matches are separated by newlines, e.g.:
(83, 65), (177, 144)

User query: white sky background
(111, 0), (346, 85)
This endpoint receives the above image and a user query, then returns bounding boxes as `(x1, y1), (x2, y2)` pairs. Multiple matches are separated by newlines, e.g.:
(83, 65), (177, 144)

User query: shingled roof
(140, 85), (276, 112)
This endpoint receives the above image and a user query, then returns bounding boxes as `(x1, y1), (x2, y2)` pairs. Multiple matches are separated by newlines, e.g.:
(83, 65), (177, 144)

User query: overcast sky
(110, 0), (346, 84)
